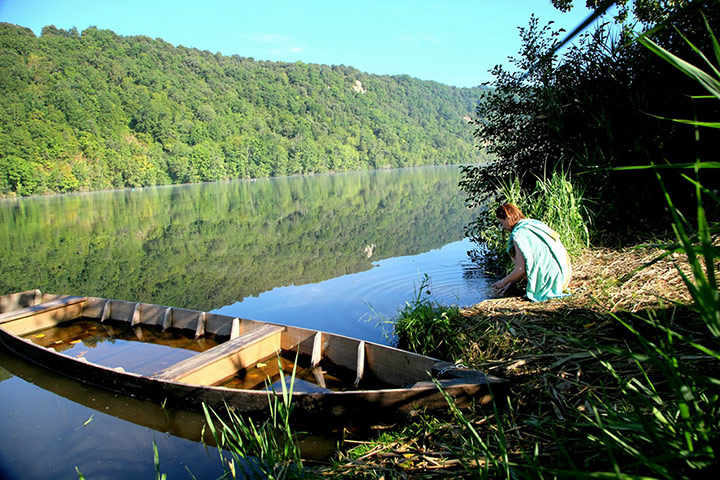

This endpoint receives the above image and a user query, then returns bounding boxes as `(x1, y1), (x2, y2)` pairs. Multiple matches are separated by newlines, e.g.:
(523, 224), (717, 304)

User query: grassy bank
(315, 239), (718, 478)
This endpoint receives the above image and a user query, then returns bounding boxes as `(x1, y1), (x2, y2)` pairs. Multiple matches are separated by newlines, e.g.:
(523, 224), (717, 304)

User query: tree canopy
(460, 0), (719, 238)
(0, 23), (488, 196)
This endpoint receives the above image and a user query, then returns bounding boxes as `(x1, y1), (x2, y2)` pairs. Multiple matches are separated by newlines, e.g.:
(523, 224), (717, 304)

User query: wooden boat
(0, 290), (506, 423)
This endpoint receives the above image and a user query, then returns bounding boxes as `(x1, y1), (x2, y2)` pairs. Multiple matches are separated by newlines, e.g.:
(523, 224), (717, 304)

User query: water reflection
(0, 346), (226, 479)
(0, 167), (477, 313)
(215, 238), (492, 344)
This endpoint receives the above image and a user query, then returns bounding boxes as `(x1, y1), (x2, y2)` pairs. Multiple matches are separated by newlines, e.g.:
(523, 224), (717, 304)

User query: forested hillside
(0, 23), (487, 196)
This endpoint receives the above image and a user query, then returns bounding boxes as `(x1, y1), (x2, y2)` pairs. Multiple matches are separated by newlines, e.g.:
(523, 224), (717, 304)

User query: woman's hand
(492, 279), (513, 295)
(492, 240), (526, 296)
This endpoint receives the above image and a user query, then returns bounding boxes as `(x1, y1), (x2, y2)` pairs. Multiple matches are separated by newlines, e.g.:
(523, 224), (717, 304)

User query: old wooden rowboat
(0, 290), (506, 422)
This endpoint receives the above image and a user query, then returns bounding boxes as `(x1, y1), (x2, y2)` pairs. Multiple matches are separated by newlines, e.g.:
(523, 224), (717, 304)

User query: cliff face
(352, 80), (367, 93)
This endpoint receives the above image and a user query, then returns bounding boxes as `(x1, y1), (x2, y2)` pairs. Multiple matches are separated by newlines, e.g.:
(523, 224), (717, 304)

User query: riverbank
(461, 243), (695, 366)
(325, 242), (714, 477)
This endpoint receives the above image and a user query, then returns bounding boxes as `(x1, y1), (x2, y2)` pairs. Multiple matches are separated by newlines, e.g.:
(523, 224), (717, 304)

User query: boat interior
(0, 290), (448, 393)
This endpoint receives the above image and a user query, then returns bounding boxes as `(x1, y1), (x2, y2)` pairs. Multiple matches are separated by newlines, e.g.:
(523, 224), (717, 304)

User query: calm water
(0, 166), (491, 478)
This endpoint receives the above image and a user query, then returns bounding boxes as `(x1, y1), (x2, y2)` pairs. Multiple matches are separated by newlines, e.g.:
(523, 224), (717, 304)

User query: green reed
(391, 274), (467, 362)
(153, 439), (167, 480)
(201, 354), (305, 479)
(477, 170), (589, 261)
(572, 19), (720, 477)
(431, 15), (720, 479)
(530, 171), (590, 255)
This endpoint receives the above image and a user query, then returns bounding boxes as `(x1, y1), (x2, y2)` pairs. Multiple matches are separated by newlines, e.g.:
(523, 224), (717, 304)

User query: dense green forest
(0, 23), (487, 197)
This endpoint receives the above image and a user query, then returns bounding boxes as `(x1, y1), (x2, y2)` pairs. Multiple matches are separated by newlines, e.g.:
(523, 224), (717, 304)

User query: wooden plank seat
(0, 296), (87, 336)
(150, 323), (285, 386)
(0, 289), (42, 314)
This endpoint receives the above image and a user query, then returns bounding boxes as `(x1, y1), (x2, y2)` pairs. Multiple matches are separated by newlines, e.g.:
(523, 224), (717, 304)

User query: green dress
(507, 219), (570, 302)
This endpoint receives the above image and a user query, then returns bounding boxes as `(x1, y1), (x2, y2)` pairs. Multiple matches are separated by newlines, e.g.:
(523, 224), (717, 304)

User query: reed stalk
(201, 354), (305, 479)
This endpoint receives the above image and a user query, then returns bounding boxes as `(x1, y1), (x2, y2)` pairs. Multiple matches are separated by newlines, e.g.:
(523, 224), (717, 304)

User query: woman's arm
(492, 240), (527, 295)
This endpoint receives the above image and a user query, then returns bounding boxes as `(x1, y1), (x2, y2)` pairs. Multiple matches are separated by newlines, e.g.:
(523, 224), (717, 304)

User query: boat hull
(0, 291), (506, 423)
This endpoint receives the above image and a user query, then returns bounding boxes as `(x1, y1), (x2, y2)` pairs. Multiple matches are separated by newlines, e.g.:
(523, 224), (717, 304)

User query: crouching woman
(491, 203), (571, 302)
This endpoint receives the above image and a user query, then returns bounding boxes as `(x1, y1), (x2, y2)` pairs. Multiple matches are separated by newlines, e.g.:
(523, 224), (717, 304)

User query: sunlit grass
(475, 170), (590, 262)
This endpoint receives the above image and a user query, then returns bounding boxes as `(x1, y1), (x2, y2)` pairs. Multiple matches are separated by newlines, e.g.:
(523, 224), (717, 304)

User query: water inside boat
(216, 350), (382, 392)
(21, 318), (222, 376)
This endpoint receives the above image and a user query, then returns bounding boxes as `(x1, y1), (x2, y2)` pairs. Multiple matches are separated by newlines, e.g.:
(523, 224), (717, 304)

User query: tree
(191, 141), (226, 182)
(0, 155), (42, 195)
(461, 1), (720, 237)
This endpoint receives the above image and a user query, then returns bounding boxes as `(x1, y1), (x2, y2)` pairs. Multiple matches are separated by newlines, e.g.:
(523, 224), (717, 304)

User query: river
(0, 166), (491, 478)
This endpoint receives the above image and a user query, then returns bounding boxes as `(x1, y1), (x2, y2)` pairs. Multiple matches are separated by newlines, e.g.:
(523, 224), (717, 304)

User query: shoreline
(324, 242), (711, 475)
(458, 243), (696, 371)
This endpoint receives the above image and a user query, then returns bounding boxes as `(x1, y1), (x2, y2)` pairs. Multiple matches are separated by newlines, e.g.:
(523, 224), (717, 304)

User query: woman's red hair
(496, 203), (525, 230)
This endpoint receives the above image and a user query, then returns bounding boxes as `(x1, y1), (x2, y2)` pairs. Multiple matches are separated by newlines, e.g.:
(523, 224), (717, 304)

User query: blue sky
(0, 0), (601, 87)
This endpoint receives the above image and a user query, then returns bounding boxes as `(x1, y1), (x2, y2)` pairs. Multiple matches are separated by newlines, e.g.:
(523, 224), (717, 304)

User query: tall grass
(201, 355), (305, 479)
(476, 170), (590, 260)
(571, 17), (720, 478)
(563, 158), (719, 478)
(392, 274), (468, 362)
(428, 15), (720, 479)
(531, 171), (590, 255)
